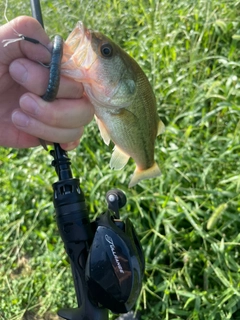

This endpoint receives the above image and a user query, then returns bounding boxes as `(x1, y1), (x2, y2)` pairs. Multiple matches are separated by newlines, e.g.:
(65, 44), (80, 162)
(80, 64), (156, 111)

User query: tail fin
(128, 162), (161, 188)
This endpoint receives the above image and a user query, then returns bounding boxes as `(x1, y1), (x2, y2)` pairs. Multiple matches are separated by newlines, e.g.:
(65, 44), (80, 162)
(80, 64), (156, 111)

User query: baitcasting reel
(86, 190), (145, 314)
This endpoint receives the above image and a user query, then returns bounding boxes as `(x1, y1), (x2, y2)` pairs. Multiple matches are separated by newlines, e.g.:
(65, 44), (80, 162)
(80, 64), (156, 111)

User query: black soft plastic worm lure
(41, 35), (63, 101)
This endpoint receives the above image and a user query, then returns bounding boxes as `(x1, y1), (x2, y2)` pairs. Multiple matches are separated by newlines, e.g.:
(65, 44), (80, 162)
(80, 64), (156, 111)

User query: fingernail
(9, 61), (28, 84)
(20, 95), (39, 115)
(12, 111), (30, 127)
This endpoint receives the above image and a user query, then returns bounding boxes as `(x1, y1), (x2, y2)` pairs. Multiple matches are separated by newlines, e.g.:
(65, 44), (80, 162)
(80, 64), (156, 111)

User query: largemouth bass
(61, 22), (165, 187)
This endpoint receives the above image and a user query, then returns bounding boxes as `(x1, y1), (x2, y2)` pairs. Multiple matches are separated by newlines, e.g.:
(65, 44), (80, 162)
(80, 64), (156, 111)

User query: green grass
(0, 0), (240, 319)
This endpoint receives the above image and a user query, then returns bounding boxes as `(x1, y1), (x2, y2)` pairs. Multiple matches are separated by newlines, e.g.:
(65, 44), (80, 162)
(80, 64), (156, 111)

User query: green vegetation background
(0, 0), (240, 319)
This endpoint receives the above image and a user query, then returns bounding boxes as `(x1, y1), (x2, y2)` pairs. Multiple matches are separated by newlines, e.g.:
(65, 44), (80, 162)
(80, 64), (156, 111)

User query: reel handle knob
(106, 189), (127, 218)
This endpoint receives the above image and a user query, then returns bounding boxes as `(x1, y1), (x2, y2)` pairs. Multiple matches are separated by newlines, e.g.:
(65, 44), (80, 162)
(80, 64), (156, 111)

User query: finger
(19, 93), (94, 128)
(60, 139), (80, 151)
(11, 109), (85, 144)
(9, 59), (84, 98)
(1, 16), (51, 65)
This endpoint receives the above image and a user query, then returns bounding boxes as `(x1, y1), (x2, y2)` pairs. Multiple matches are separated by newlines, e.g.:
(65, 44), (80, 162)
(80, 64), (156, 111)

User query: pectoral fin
(110, 146), (130, 170)
(95, 115), (111, 145)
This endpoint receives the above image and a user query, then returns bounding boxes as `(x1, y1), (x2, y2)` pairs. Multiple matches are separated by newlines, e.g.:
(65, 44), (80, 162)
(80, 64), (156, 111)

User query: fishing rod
(30, 0), (44, 27)
(28, 1), (144, 319)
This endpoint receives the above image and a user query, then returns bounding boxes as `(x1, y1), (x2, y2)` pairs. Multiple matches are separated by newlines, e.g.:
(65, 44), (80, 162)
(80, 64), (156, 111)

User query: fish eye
(100, 43), (113, 58)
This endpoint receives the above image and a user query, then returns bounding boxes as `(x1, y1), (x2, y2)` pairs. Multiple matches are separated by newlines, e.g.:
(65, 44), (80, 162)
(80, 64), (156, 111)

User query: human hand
(0, 16), (94, 150)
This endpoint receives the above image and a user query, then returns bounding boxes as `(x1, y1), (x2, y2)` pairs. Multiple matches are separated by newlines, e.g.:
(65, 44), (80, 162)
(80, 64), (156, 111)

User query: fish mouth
(74, 21), (92, 52)
(63, 21), (92, 61)
(69, 21), (95, 68)
(77, 21), (92, 43)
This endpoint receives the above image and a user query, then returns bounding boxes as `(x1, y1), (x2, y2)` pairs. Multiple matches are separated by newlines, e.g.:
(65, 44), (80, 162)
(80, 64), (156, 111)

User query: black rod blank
(30, 0), (44, 28)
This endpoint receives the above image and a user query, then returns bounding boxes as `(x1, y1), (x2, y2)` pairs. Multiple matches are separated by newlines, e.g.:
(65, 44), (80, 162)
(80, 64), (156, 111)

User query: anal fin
(110, 146), (130, 170)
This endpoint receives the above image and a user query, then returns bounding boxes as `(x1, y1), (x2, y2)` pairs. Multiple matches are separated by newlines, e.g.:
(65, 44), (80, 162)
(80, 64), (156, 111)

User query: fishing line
(3, 0), (21, 37)
(2, 34), (50, 52)
(4, 0), (10, 24)
(2, 0), (50, 53)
